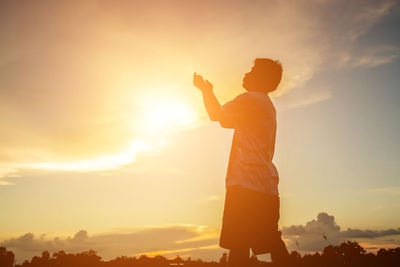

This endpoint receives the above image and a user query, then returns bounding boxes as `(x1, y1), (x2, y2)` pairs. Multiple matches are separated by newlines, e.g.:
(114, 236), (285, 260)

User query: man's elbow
(209, 115), (219, 122)
(214, 114), (235, 128)
(206, 110), (222, 122)
(218, 120), (235, 129)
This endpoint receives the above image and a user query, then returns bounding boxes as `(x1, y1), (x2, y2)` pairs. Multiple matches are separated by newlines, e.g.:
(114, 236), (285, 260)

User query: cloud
(345, 45), (400, 68)
(342, 228), (400, 239)
(1, 0), (399, 184)
(3, 213), (399, 264)
(0, 138), (155, 183)
(274, 87), (332, 111)
(282, 212), (400, 253)
(282, 212), (342, 251)
(273, 0), (399, 108)
(0, 164), (19, 184)
(367, 186), (400, 195)
(21, 139), (153, 172)
(0, 225), (221, 264)
(0, 179), (14, 186)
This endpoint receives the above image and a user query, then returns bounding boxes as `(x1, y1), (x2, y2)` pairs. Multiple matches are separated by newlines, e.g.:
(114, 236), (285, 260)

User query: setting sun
(139, 95), (199, 136)
(1, 0), (400, 265)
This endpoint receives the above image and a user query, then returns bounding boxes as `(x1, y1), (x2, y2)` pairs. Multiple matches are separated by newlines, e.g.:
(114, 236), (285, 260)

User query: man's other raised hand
(193, 72), (213, 93)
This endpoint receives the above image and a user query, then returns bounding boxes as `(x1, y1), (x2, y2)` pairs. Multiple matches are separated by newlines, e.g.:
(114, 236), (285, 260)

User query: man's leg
(270, 232), (289, 265)
(227, 247), (250, 267)
(271, 194), (289, 265)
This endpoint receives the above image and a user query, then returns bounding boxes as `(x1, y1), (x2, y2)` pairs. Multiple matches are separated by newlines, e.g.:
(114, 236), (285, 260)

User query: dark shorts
(219, 185), (284, 255)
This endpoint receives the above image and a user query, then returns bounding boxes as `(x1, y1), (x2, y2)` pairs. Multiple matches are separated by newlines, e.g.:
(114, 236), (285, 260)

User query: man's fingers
(197, 76), (205, 84)
(193, 73), (203, 88)
(193, 72), (210, 92)
(193, 73), (200, 83)
(193, 72), (201, 81)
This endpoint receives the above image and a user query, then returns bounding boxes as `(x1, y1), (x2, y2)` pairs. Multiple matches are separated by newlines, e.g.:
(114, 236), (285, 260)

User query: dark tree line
(1, 241), (399, 267)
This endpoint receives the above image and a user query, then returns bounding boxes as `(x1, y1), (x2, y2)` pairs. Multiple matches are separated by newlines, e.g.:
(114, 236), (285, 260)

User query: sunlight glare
(22, 90), (199, 173)
(24, 139), (152, 172)
(140, 95), (198, 136)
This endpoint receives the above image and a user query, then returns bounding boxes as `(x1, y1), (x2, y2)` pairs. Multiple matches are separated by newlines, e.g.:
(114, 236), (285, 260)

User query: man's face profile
(242, 65), (266, 92)
(242, 58), (282, 93)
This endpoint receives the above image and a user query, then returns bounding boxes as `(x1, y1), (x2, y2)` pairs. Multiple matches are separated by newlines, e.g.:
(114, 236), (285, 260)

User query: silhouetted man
(193, 58), (289, 266)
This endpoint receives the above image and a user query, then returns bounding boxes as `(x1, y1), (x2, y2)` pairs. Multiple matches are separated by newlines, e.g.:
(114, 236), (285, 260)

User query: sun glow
(23, 139), (152, 172)
(139, 95), (199, 136)
(21, 92), (199, 173)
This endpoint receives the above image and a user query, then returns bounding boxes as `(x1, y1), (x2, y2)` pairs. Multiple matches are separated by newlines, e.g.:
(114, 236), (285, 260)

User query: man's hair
(254, 58), (282, 92)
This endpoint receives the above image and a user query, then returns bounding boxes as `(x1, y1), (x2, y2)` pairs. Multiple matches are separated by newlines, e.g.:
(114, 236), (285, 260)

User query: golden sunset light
(139, 93), (199, 136)
(22, 139), (153, 172)
(20, 93), (199, 173)
(1, 0), (400, 266)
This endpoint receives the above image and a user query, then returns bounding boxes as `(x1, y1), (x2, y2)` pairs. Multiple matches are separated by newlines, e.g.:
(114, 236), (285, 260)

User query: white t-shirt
(221, 91), (279, 195)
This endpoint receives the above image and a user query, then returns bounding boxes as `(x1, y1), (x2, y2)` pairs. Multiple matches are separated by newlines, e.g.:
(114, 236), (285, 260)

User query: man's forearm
(201, 89), (223, 121)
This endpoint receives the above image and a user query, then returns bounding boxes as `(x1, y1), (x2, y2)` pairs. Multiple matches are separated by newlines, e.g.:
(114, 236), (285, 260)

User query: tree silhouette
(0, 247), (15, 267)
(5, 241), (400, 267)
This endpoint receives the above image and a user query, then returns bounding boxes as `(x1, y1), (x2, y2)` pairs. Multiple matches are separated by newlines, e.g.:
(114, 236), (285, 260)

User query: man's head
(242, 58), (282, 93)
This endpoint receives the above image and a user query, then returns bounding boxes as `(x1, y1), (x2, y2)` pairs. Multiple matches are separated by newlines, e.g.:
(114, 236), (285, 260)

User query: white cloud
(0, 225), (221, 264)
(254, 0), (399, 110)
(282, 212), (400, 253)
(0, 165), (19, 184)
(0, 0), (399, 183)
(274, 87), (332, 111)
(21, 139), (153, 172)
(346, 45), (400, 68)
(2, 213), (399, 263)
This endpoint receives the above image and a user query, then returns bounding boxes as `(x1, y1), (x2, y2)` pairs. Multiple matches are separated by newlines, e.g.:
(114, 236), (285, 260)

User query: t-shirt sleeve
(219, 93), (248, 129)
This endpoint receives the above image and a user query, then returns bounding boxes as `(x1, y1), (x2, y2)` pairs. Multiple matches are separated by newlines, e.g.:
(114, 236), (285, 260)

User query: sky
(1, 0), (400, 264)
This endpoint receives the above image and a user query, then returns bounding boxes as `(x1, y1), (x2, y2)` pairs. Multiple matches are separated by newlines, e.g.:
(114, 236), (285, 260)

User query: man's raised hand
(193, 72), (213, 93)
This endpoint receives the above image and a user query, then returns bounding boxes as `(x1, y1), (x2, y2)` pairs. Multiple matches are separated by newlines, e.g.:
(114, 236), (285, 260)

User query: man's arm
(201, 86), (222, 121)
(193, 73), (234, 127)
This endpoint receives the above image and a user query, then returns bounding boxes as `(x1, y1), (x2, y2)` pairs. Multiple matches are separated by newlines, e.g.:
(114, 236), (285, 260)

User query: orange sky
(1, 0), (400, 264)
